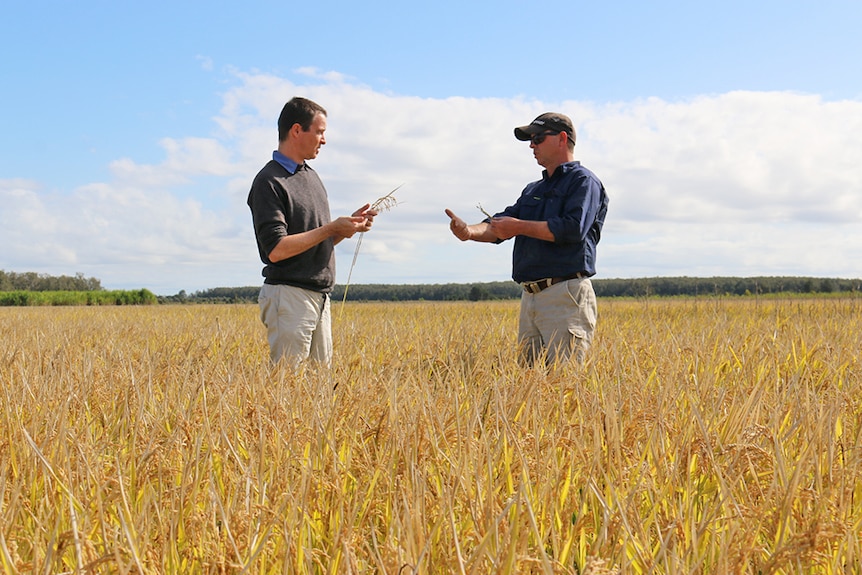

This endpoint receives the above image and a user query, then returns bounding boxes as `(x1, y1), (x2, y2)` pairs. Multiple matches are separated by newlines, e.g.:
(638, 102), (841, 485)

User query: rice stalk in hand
(477, 203), (493, 220)
(340, 184), (403, 315)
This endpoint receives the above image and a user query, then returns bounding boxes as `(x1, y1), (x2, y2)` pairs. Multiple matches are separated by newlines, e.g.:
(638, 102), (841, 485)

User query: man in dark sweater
(248, 97), (376, 367)
(446, 112), (609, 366)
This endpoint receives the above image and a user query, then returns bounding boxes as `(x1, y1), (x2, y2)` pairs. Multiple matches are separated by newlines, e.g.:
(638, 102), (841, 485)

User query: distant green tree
(469, 285), (491, 301)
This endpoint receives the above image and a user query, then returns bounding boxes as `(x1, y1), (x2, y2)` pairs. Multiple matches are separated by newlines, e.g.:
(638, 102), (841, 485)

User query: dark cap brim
(514, 124), (544, 141)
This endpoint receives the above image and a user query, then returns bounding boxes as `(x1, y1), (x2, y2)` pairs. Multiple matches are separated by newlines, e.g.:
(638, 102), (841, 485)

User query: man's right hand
(332, 215), (371, 240)
(445, 209), (472, 241)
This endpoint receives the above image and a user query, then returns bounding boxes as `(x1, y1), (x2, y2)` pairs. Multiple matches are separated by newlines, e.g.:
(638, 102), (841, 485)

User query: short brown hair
(277, 97), (327, 142)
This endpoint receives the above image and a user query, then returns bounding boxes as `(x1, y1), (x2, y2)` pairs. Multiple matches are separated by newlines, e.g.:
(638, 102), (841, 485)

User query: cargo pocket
(568, 326), (588, 364)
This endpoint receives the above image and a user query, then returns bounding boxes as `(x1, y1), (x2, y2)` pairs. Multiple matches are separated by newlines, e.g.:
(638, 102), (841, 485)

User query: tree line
(4, 271), (860, 305)
(163, 282), (524, 303)
(166, 276), (862, 304)
(0, 270), (156, 305)
(0, 270), (102, 292)
(594, 276), (862, 298)
(0, 289), (158, 306)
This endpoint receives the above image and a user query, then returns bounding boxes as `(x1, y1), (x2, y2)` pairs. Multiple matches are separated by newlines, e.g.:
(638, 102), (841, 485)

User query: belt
(521, 272), (587, 294)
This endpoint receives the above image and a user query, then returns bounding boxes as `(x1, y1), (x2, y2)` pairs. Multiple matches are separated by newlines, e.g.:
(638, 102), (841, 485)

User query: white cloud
(195, 55), (214, 72)
(583, 92), (862, 224)
(2, 73), (861, 294)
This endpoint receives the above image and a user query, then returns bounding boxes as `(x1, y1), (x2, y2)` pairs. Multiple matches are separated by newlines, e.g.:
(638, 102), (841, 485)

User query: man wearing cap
(445, 112), (609, 366)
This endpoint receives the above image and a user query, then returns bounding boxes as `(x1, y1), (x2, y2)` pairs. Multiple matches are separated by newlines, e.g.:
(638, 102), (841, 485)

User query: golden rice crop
(1, 296), (861, 573)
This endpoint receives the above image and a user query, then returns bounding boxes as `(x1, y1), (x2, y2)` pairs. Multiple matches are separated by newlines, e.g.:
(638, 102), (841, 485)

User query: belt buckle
(523, 279), (545, 294)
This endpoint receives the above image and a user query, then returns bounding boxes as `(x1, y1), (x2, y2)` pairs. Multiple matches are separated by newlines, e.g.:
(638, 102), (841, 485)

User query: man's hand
(445, 208), (503, 243)
(331, 216), (366, 240)
(445, 209), (472, 241)
(333, 204), (379, 240)
(352, 203), (378, 230)
(488, 216), (519, 240)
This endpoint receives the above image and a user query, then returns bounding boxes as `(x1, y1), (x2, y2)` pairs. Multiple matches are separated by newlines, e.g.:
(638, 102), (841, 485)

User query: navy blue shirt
(495, 161), (608, 284)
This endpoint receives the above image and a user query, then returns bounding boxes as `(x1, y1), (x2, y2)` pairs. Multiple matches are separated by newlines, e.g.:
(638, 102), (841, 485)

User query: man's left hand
(488, 216), (519, 240)
(351, 203), (378, 232)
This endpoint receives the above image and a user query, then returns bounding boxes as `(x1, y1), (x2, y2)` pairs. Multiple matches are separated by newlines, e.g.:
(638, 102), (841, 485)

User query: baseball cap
(514, 112), (576, 144)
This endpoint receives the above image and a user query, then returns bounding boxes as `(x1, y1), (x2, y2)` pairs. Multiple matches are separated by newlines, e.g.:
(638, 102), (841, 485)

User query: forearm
(466, 221), (500, 243)
(267, 224), (336, 262)
(513, 219), (555, 242)
(489, 217), (556, 242)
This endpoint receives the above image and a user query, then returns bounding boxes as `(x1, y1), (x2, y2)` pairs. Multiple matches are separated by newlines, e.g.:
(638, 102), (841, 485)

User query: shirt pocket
(518, 193), (545, 220)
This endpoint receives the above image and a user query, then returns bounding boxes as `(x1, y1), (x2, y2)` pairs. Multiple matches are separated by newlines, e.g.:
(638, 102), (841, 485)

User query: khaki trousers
(518, 277), (597, 366)
(258, 284), (332, 368)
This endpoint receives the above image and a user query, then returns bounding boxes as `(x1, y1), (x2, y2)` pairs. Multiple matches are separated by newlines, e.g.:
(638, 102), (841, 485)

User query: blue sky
(2, 0), (861, 294)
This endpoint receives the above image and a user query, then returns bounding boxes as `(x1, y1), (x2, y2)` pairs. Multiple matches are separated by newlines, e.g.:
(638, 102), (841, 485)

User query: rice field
(1, 296), (861, 574)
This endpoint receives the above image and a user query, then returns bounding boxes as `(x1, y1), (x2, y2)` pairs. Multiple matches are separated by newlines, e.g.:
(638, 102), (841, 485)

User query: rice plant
(1, 296), (860, 573)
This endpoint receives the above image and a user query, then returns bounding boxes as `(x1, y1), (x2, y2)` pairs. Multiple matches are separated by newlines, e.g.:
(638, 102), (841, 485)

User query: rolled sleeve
(248, 172), (290, 263)
(547, 175), (604, 244)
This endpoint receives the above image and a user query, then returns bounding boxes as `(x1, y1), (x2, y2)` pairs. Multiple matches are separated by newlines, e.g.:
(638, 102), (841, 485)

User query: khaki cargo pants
(518, 277), (597, 367)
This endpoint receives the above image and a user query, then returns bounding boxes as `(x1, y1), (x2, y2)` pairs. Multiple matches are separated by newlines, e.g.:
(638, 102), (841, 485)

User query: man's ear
(559, 131), (571, 147)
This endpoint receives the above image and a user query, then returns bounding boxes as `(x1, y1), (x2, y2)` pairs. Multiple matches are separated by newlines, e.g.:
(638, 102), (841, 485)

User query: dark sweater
(247, 160), (335, 292)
